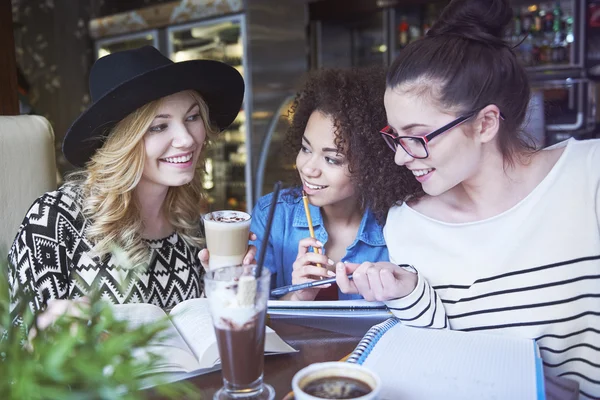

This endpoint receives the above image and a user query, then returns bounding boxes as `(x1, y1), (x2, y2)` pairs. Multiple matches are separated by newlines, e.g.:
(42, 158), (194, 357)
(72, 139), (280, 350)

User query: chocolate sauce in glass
(214, 312), (266, 386)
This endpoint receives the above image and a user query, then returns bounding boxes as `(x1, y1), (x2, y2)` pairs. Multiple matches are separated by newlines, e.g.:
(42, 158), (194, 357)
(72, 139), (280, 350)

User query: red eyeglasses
(380, 110), (505, 159)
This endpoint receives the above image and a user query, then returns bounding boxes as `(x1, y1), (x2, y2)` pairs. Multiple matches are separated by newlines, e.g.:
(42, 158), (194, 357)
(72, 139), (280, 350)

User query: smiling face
(383, 86), (484, 197)
(139, 91), (207, 193)
(296, 111), (357, 208)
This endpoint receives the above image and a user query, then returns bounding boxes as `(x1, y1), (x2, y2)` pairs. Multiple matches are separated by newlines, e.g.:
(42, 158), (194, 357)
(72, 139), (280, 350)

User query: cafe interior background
(4, 0), (600, 214)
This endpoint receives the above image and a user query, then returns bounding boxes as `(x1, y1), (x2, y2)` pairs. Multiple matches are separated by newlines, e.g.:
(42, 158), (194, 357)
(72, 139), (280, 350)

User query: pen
(302, 190), (322, 267)
(271, 274), (354, 297)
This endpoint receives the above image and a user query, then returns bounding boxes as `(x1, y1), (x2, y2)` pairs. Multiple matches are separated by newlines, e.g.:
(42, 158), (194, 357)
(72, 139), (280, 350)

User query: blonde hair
(66, 90), (219, 269)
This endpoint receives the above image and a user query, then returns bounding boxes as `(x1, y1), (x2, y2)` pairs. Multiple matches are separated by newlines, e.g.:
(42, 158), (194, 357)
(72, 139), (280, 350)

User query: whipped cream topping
(206, 211), (250, 223)
(209, 279), (260, 330)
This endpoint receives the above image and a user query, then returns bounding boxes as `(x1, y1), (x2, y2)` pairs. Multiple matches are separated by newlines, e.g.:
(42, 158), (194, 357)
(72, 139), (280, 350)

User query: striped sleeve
(592, 143), (600, 230)
(384, 270), (448, 328)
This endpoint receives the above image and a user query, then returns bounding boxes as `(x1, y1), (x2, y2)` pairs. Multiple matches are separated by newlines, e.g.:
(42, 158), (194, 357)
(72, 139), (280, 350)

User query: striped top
(383, 138), (600, 399)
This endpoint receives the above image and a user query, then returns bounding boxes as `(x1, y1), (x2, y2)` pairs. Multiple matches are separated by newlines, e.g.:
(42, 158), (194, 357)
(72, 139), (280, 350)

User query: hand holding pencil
(302, 190), (322, 267)
(288, 237), (335, 301)
(280, 191), (333, 301)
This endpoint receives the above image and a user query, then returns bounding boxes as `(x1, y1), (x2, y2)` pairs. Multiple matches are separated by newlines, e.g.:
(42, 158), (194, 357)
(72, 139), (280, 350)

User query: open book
(347, 318), (546, 400)
(111, 298), (296, 374)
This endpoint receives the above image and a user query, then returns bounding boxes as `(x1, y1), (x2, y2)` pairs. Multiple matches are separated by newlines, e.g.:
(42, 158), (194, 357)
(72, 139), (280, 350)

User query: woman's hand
(284, 237), (335, 301)
(198, 231), (258, 270)
(36, 297), (91, 329)
(242, 231), (258, 264)
(336, 261), (418, 302)
(27, 297), (91, 346)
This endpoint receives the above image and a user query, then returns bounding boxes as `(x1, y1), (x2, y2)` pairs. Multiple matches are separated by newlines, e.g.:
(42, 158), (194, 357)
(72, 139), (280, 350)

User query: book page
(361, 324), (539, 400)
(111, 303), (200, 373)
(168, 298), (219, 369)
(170, 298), (297, 368)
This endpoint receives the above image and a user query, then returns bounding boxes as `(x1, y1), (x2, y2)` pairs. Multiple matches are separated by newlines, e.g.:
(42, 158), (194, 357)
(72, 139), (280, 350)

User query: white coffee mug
(292, 362), (381, 400)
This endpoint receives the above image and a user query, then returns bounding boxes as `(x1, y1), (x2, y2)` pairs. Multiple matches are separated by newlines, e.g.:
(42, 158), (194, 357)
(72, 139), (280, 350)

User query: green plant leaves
(0, 255), (199, 400)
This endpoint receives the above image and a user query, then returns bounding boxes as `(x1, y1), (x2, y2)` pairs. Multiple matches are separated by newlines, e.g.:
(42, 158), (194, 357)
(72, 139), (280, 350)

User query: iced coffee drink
(204, 265), (274, 400)
(203, 211), (251, 269)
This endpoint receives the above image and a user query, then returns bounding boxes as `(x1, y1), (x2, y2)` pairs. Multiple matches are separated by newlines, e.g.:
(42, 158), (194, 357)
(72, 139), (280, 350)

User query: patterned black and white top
(8, 184), (204, 313)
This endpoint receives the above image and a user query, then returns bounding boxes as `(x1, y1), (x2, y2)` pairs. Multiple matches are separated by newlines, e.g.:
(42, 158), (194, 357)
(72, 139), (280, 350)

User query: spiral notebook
(347, 318), (545, 400)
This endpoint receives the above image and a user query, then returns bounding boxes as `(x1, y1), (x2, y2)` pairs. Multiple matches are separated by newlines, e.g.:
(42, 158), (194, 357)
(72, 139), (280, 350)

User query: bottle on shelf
(422, 4), (437, 36)
(409, 25), (421, 44)
(544, 12), (552, 34)
(507, 1), (574, 67)
(552, 1), (562, 34)
(513, 8), (522, 38)
(535, 9), (544, 33)
(397, 16), (409, 48)
(522, 6), (534, 33)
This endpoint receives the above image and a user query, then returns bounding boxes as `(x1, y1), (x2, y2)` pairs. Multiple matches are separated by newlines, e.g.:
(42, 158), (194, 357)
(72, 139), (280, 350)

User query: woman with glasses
(246, 67), (417, 301)
(336, 0), (600, 397)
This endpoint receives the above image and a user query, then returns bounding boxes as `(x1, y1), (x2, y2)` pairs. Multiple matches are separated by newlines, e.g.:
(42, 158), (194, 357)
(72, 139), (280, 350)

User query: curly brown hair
(285, 67), (421, 224)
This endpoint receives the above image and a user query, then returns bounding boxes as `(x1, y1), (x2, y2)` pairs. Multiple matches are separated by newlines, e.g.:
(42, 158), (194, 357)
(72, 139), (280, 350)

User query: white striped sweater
(384, 138), (600, 399)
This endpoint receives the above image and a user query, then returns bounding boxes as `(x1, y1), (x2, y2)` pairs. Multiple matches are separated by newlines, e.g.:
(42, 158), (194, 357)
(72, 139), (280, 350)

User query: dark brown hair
(387, 0), (535, 168)
(286, 67), (419, 223)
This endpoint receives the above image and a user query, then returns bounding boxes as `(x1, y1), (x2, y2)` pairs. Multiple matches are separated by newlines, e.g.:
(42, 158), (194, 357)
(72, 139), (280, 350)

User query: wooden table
(150, 318), (364, 400)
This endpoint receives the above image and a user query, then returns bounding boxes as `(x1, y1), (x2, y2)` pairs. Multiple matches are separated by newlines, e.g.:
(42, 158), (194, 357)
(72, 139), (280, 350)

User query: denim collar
(292, 200), (385, 247)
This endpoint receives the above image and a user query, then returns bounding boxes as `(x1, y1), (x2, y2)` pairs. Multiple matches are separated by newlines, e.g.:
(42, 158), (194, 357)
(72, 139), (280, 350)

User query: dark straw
(255, 181), (282, 278)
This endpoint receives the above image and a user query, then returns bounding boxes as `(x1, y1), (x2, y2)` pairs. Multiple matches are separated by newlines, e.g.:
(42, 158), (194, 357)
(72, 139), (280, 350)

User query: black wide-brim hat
(63, 45), (244, 167)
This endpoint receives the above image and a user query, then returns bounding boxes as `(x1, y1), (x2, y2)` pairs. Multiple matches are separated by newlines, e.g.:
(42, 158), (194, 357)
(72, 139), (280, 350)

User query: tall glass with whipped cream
(204, 264), (274, 400)
(203, 210), (251, 269)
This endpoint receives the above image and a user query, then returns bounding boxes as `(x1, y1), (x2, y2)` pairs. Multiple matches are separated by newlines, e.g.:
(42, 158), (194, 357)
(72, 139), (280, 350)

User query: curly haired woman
(249, 67), (418, 301)
(7, 46), (252, 315)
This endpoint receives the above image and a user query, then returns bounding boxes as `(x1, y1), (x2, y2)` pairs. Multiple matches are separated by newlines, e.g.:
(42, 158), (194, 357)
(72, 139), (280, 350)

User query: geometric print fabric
(8, 184), (203, 313)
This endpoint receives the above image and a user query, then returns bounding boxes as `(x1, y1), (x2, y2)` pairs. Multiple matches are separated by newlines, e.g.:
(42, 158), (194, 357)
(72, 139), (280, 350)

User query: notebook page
(267, 300), (392, 319)
(362, 324), (539, 400)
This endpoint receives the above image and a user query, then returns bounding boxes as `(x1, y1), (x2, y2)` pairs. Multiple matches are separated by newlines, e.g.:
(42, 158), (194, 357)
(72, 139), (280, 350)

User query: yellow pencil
(302, 190), (322, 267)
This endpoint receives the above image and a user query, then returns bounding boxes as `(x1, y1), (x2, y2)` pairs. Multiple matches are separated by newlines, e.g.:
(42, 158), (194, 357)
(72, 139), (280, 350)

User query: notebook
(267, 300), (393, 336)
(267, 300), (392, 318)
(347, 318), (545, 400)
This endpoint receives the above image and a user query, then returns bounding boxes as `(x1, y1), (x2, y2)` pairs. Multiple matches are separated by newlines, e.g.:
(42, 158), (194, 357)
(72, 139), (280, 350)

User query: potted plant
(0, 257), (198, 400)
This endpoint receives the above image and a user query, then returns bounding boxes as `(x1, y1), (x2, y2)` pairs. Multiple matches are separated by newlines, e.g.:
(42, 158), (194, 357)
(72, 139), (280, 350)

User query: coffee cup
(292, 362), (381, 400)
(203, 210), (251, 269)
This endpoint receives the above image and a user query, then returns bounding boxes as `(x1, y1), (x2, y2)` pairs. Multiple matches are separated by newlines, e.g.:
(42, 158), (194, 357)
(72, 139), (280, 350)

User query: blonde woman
(8, 46), (249, 314)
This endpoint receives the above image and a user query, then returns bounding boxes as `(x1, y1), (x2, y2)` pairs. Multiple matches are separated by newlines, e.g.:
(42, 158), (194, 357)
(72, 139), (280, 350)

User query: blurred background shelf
(8, 0), (599, 211)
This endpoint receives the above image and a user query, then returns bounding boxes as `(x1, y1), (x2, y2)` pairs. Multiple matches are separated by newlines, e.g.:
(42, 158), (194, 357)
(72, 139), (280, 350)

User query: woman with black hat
(7, 46), (250, 314)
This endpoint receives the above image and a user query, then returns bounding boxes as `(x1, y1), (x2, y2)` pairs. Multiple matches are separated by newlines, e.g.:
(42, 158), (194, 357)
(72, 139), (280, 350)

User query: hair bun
(426, 0), (512, 47)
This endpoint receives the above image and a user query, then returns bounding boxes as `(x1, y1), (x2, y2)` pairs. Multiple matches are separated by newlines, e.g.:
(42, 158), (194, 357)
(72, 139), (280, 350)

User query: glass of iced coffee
(204, 264), (275, 400)
(203, 210), (252, 269)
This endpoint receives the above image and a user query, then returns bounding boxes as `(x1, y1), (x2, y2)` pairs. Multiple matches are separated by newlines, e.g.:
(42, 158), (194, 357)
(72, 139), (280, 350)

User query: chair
(0, 115), (58, 256)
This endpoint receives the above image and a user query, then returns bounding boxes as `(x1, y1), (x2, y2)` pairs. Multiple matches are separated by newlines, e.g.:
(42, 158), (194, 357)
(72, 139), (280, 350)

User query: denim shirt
(250, 188), (389, 300)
